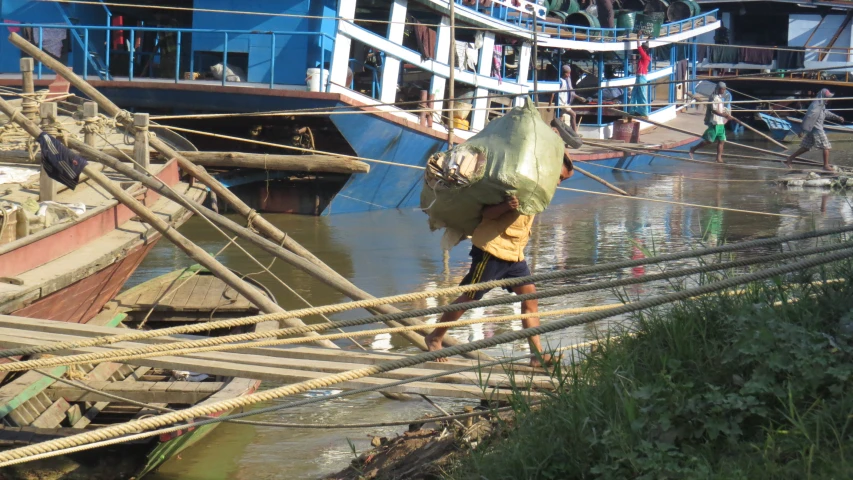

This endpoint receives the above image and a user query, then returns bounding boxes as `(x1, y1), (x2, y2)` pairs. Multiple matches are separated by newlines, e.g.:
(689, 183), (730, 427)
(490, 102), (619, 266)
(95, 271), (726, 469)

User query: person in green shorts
(689, 82), (735, 163)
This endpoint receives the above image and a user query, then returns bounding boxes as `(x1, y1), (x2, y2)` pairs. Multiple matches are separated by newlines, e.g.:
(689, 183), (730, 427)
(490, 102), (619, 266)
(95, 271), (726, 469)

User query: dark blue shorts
(460, 247), (532, 300)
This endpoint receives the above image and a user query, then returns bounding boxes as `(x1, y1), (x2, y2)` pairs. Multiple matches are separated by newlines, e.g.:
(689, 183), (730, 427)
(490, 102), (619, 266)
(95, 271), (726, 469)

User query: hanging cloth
(38, 132), (88, 190)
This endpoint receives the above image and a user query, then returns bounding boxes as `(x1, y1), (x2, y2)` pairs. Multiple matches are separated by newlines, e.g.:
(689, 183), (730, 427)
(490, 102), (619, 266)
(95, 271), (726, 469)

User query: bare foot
(688, 149), (695, 159)
(784, 160), (793, 169)
(530, 353), (562, 368)
(425, 332), (448, 362)
(825, 166), (835, 172)
(716, 159), (724, 164)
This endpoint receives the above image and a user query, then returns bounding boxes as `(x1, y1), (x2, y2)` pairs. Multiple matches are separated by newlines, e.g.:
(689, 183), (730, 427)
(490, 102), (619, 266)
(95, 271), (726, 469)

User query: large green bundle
(420, 100), (564, 247)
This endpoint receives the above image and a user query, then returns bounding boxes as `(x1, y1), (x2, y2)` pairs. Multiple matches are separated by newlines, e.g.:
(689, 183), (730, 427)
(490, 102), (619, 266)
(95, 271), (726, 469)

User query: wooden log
(120, 150), (369, 174)
(3, 149), (371, 175)
(133, 113), (150, 173)
(0, 99), (337, 349)
(573, 166), (629, 196)
(7, 32), (488, 361)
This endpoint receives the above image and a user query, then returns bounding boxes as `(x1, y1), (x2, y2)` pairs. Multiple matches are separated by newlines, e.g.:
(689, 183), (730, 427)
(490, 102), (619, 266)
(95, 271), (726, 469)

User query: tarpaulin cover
(420, 100), (564, 246)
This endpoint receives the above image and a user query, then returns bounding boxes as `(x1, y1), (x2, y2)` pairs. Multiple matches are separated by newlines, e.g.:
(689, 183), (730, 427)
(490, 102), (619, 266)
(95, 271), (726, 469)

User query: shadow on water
(142, 131), (853, 479)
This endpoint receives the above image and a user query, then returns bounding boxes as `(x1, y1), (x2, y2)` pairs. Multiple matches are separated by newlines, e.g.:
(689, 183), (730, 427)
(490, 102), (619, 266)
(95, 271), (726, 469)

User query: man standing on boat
(424, 158), (575, 367)
(784, 88), (843, 171)
(689, 82), (735, 163)
(555, 64), (586, 131)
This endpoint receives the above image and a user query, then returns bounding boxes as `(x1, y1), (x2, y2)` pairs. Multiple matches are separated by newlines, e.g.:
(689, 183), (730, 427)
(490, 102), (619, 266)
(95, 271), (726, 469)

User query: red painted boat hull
(10, 240), (158, 323)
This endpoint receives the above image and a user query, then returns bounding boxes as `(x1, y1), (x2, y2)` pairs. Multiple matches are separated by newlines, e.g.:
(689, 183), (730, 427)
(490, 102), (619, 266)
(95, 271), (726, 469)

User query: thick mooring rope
(0, 248), (850, 464)
(2, 224), (851, 361)
(3, 239), (852, 374)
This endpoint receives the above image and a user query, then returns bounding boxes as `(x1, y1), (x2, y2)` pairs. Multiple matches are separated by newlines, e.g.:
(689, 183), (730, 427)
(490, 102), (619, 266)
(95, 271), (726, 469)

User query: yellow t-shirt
(471, 212), (534, 262)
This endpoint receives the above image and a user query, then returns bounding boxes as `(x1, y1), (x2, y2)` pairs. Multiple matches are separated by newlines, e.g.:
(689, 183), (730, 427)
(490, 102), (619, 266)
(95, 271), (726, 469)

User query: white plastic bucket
(306, 68), (329, 92)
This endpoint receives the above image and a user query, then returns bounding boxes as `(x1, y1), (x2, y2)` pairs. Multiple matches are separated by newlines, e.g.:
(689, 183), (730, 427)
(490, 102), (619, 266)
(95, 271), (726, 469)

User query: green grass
(449, 260), (853, 480)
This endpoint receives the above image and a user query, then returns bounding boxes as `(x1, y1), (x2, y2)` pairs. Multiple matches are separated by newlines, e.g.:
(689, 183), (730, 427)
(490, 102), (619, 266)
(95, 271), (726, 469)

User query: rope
(556, 186), (800, 218)
(579, 160), (773, 183)
(6, 239), (853, 373)
(0, 340), (597, 467)
(1, 247), (851, 464)
(245, 208), (259, 233)
(154, 125), (424, 170)
(145, 96), (853, 122)
(4, 224), (852, 361)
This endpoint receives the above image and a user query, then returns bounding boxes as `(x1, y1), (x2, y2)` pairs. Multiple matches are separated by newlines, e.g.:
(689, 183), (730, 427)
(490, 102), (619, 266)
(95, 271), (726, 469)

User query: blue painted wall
(0, 0), (106, 75)
(192, 0), (336, 85)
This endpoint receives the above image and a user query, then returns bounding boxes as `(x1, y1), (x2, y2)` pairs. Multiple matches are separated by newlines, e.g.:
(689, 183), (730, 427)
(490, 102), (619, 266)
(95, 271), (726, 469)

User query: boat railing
(7, 23), (335, 90)
(337, 20), (527, 97)
(450, 5), (718, 44)
(452, 0), (547, 25)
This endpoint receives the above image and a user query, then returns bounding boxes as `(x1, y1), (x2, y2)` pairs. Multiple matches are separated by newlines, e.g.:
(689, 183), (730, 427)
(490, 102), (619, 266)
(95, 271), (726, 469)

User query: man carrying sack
(425, 156), (575, 367)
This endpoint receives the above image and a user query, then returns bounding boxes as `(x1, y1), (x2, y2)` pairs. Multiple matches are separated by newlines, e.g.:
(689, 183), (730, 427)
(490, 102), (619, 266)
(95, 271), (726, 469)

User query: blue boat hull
(59, 83), (697, 215)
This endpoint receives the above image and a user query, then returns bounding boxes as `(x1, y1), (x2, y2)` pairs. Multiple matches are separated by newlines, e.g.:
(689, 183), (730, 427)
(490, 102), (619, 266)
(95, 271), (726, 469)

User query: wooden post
(419, 90), (429, 127)
(20, 58), (38, 123)
(82, 102), (98, 147)
(7, 32), (490, 360)
(133, 113), (150, 173)
(38, 102), (58, 202)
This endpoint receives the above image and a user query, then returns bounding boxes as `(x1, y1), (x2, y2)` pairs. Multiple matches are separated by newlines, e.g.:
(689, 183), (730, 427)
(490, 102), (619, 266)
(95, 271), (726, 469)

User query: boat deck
(573, 108), (705, 161)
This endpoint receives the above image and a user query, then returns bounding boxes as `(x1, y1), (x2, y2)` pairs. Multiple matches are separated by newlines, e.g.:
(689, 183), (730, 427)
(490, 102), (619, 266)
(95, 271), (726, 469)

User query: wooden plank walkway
(0, 316), (556, 401)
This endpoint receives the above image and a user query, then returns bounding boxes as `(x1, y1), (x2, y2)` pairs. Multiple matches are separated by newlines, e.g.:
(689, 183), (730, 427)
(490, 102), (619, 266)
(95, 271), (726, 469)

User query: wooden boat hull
(0, 159), (203, 325)
(10, 240), (158, 323)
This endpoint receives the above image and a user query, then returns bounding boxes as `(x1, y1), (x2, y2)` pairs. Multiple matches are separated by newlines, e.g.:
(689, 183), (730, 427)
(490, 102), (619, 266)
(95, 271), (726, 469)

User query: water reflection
(142, 140), (853, 479)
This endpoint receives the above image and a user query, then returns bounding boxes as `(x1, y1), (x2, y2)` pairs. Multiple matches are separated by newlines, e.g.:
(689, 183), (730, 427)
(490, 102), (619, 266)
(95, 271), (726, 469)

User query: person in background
(424, 157), (575, 367)
(554, 64), (587, 131)
(689, 81), (735, 163)
(596, 0), (615, 29)
(714, 21), (729, 45)
(785, 88), (844, 171)
(627, 41), (651, 117)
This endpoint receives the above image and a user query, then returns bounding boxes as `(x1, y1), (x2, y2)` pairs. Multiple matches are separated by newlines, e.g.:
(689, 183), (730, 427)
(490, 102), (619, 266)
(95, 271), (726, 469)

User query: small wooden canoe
(0, 265), (274, 479)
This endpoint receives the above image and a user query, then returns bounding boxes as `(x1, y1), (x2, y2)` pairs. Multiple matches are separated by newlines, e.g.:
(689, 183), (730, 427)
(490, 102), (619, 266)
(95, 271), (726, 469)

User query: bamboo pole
(0, 98), (337, 349)
(6, 32), (485, 359)
(573, 166), (629, 196)
(728, 116), (790, 151)
(61, 139), (433, 351)
(614, 109), (823, 167)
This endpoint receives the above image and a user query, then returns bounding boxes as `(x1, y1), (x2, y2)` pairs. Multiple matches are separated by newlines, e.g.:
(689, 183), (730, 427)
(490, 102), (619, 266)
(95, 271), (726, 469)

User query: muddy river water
(138, 135), (853, 479)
